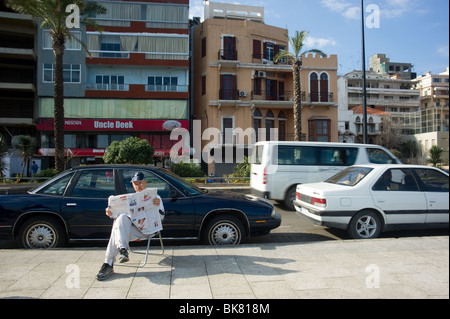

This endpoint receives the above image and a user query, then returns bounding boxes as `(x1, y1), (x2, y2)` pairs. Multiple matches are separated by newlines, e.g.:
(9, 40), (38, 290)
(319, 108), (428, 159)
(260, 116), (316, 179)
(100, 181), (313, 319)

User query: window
(201, 76), (206, 95)
(38, 173), (74, 196)
(220, 75), (237, 100)
(95, 75), (125, 90)
(43, 64), (81, 83)
(308, 119), (330, 142)
(222, 117), (234, 144)
(373, 169), (419, 192)
(265, 110), (275, 141)
(122, 170), (172, 198)
(278, 111), (286, 141)
(71, 170), (115, 198)
(148, 76), (178, 91)
(100, 42), (121, 57)
(326, 167), (373, 186)
(253, 109), (262, 142)
(367, 148), (396, 164)
(310, 72), (319, 102)
(201, 37), (207, 57)
(43, 30), (81, 50)
(413, 168), (449, 192)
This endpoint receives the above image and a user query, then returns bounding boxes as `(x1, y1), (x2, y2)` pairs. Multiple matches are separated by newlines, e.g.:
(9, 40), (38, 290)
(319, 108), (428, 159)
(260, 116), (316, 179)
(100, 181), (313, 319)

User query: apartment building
(35, 0), (190, 169)
(338, 69), (420, 144)
(412, 67), (449, 163)
(0, 3), (37, 176)
(193, 2), (338, 175)
(369, 53), (416, 80)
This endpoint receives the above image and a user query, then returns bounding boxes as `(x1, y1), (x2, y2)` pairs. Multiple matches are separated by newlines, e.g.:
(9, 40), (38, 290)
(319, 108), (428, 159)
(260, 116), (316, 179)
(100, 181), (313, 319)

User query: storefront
(36, 98), (189, 169)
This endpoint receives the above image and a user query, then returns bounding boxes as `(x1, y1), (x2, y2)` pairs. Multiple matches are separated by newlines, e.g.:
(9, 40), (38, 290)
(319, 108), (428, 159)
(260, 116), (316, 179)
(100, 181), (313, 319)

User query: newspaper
(108, 188), (163, 235)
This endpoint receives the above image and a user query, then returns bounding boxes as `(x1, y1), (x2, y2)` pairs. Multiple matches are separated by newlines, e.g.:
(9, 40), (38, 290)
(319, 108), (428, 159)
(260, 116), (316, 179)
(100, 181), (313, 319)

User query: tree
(103, 137), (154, 165)
(5, 0), (106, 172)
(16, 135), (34, 179)
(274, 31), (325, 141)
(428, 145), (443, 167)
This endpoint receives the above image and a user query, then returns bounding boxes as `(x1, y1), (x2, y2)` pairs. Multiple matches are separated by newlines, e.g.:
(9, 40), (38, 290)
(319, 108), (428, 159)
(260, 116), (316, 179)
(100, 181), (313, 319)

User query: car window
(277, 146), (316, 165)
(37, 172), (74, 196)
(318, 148), (358, 166)
(122, 169), (172, 198)
(372, 168), (419, 192)
(70, 170), (115, 198)
(367, 148), (396, 164)
(326, 167), (373, 186)
(413, 168), (449, 192)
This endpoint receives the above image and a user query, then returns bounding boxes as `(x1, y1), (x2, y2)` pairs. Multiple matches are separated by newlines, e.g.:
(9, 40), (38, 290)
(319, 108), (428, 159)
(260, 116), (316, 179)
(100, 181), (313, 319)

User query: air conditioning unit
(239, 90), (247, 97)
(257, 71), (267, 78)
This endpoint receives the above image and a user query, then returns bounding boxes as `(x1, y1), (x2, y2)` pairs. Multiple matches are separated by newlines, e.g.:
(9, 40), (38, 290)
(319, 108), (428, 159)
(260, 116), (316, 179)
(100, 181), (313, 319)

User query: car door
(119, 169), (197, 238)
(61, 168), (116, 239)
(412, 168), (449, 224)
(370, 168), (427, 225)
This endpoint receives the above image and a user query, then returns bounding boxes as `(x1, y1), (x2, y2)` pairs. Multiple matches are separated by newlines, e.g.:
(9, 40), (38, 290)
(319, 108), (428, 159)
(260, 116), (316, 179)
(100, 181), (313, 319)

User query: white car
(294, 164), (449, 239)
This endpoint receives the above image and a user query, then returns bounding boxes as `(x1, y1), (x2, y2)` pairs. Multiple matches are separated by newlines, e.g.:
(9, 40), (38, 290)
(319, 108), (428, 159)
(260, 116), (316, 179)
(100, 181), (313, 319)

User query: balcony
(85, 83), (188, 99)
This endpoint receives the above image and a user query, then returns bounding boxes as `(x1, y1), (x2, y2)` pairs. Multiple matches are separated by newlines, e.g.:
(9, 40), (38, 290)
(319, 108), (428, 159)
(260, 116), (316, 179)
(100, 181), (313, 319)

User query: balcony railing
(146, 85), (188, 92)
(218, 49), (238, 61)
(86, 83), (129, 91)
(251, 90), (294, 101)
(219, 89), (239, 100)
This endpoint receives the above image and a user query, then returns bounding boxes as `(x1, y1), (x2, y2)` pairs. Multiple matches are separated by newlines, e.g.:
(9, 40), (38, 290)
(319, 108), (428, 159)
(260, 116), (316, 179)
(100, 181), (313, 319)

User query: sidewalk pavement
(0, 236), (448, 299)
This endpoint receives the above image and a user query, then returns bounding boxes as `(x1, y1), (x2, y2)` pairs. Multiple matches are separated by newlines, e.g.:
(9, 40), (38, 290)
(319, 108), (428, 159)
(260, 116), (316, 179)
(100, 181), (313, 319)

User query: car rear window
(326, 167), (373, 186)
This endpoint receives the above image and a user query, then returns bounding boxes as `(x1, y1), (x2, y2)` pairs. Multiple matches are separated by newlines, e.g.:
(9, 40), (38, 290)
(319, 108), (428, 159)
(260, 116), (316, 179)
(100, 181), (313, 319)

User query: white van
(250, 141), (401, 210)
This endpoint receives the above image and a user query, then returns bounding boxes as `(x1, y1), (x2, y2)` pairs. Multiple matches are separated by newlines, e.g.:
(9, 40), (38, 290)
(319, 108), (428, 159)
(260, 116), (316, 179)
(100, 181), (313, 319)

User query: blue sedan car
(0, 165), (281, 248)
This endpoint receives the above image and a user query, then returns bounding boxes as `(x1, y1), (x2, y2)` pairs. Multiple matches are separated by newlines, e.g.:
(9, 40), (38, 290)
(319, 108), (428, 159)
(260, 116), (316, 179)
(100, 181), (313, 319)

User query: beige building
(193, 2), (338, 175)
(412, 68), (449, 164)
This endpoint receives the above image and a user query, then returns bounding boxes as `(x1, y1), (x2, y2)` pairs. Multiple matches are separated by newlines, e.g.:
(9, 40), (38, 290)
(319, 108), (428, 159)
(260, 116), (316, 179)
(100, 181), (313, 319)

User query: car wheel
(18, 216), (66, 249)
(348, 210), (382, 239)
(203, 214), (245, 245)
(284, 186), (296, 211)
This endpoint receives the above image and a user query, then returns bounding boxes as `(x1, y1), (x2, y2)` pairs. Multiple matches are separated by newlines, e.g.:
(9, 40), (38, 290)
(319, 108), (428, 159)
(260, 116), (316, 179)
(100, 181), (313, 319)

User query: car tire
(18, 216), (66, 249)
(203, 214), (246, 245)
(284, 186), (297, 211)
(348, 210), (382, 239)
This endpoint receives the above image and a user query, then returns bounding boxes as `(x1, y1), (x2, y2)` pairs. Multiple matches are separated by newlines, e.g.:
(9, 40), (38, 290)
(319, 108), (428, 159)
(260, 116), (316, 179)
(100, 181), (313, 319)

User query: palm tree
(5, 0), (106, 172)
(16, 135), (34, 180)
(274, 31), (326, 141)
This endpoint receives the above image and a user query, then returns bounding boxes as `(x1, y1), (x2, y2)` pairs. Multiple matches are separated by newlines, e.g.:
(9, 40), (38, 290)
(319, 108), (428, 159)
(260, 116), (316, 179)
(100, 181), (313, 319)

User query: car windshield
(158, 168), (207, 196)
(326, 167), (373, 186)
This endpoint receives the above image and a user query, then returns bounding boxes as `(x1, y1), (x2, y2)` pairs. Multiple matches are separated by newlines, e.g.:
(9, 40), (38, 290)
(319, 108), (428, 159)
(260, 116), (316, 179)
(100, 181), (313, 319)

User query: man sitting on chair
(96, 172), (165, 281)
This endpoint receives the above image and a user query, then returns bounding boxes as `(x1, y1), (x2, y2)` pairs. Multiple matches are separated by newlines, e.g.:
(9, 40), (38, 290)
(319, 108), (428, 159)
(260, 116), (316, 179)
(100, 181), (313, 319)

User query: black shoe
(96, 263), (113, 281)
(118, 248), (129, 263)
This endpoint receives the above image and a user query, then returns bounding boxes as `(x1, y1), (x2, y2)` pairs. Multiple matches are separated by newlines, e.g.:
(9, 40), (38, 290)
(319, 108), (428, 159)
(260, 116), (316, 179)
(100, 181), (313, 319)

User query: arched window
(265, 110), (275, 141)
(320, 72), (329, 102)
(253, 109), (262, 141)
(278, 111), (286, 141)
(310, 72), (319, 102)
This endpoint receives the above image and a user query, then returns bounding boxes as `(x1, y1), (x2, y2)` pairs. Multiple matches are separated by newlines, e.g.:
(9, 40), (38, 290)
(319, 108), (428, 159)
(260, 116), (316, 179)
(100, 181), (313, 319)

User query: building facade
(0, 3), (37, 177)
(36, 0), (190, 169)
(412, 68), (449, 163)
(338, 69), (421, 145)
(193, 2), (338, 176)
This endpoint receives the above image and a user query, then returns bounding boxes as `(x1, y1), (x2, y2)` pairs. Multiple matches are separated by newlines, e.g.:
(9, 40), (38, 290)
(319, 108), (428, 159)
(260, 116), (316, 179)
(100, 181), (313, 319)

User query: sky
(189, 0), (449, 76)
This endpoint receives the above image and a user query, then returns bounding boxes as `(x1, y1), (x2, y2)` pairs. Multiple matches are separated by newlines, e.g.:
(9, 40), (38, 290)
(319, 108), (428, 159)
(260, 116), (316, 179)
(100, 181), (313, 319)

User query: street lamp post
(361, 0), (368, 144)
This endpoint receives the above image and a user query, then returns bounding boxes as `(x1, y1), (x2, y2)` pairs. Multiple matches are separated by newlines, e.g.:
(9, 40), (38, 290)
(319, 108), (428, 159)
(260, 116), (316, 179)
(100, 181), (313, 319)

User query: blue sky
(190, 0), (449, 76)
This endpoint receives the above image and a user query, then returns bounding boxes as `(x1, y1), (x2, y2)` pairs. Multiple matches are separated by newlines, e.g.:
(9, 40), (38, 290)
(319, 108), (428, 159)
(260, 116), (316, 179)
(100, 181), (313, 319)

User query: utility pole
(361, 0), (368, 144)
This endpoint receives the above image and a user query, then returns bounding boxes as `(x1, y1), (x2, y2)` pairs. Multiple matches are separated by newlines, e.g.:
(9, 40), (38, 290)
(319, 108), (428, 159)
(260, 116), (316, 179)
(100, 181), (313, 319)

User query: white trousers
(104, 214), (145, 266)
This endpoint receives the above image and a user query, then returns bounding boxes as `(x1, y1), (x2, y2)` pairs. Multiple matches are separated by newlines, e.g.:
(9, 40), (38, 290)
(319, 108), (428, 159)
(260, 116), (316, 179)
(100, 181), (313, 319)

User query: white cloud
(320, 0), (360, 20)
(305, 36), (337, 49)
(189, 0), (205, 20)
(437, 45), (449, 58)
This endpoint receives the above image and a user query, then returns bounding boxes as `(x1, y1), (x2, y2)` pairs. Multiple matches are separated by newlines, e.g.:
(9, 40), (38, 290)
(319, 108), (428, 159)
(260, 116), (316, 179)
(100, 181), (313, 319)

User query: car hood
(200, 190), (274, 209)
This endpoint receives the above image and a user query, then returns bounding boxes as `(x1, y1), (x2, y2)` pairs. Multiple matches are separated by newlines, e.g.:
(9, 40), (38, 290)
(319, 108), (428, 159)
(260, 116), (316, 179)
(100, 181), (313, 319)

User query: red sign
(36, 118), (189, 132)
